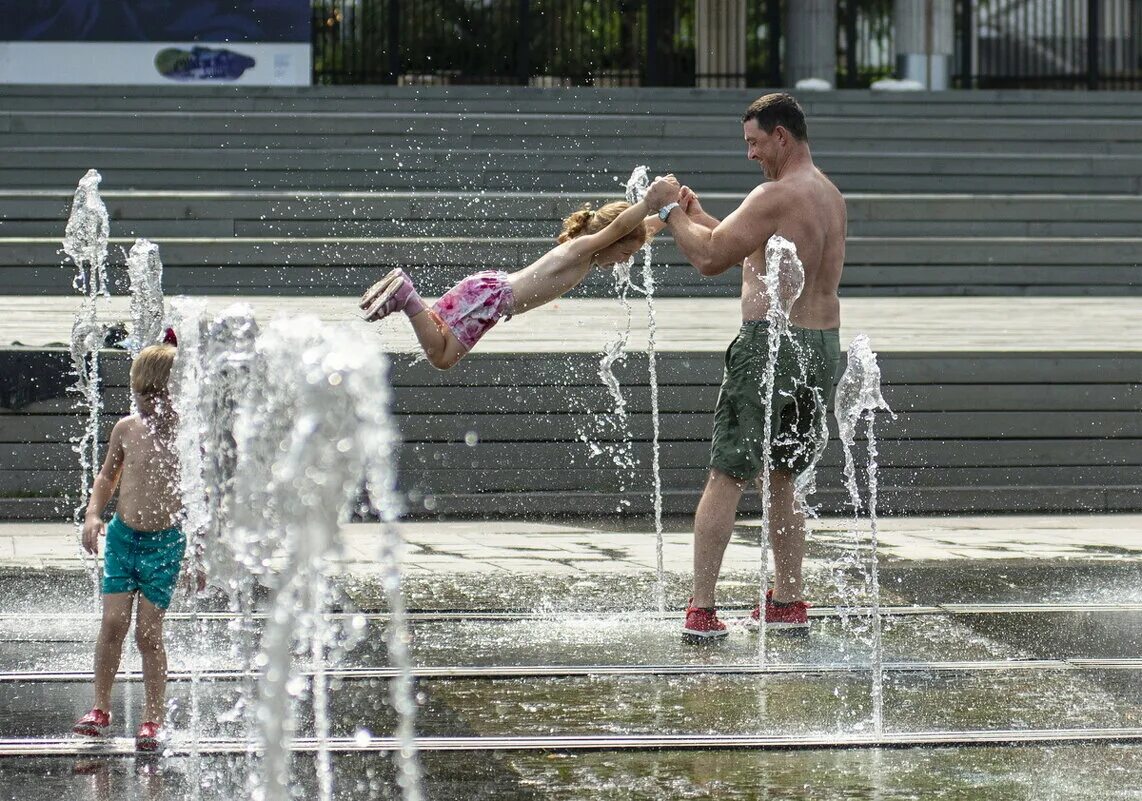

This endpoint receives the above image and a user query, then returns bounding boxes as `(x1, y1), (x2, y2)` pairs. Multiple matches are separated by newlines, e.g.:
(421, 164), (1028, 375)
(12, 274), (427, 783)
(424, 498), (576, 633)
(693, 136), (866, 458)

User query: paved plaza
(2, 87), (1139, 799)
(4, 514), (1138, 575)
(4, 295), (1140, 353)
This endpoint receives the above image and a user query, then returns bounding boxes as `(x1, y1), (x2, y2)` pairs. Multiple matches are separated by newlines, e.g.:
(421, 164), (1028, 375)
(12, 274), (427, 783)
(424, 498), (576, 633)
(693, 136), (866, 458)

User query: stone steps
(2, 296), (1139, 518)
(2, 85), (1136, 517)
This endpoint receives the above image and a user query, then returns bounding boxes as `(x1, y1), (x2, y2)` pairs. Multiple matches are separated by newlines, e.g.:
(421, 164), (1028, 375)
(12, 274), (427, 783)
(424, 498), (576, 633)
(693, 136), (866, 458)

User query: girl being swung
(359, 177), (673, 367)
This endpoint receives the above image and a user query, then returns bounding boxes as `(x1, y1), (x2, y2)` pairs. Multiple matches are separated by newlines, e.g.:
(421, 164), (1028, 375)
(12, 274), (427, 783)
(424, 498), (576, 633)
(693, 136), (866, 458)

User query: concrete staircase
(1, 85), (1139, 518)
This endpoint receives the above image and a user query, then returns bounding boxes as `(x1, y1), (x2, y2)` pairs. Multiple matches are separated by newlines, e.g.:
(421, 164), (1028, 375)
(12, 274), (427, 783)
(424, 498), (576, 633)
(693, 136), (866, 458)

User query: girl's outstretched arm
(562, 176), (680, 261)
(642, 214), (668, 240)
(563, 196), (651, 260)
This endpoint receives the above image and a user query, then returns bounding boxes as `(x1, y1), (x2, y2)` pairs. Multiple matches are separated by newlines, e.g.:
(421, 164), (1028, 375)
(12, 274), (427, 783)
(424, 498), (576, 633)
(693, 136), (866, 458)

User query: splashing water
(753, 235), (804, 663)
(167, 307), (420, 799)
(765, 241), (830, 515)
(63, 169), (110, 597)
(64, 169), (110, 298)
(168, 297), (210, 793)
(585, 166), (652, 513)
(623, 166), (666, 614)
(224, 321), (308, 800)
(835, 334), (893, 505)
(624, 165), (649, 205)
(597, 166), (653, 406)
(357, 344), (423, 801)
(124, 239), (165, 357)
(833, 333), (896, 736)
(225, 317), (420, 801)
(597, 335), (629, 426)
(200, 305), (262, 596)
(762, 237), (805, 321)
(170, 300), (268, 782)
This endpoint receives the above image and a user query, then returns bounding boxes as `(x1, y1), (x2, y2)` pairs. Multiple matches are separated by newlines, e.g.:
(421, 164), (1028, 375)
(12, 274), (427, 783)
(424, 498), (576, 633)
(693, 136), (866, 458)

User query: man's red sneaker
(72, 707), (111, 738)
(135, 721), (162, 752)
(746, 590), (810, 635)
(682, 601), (728, 642)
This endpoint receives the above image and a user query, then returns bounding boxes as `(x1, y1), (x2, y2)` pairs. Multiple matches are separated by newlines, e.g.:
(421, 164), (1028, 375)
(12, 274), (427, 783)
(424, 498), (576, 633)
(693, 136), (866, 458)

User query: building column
(895, 0), (955, 89)
(786, 0), (837, 87)
(695, 0), (746, 88)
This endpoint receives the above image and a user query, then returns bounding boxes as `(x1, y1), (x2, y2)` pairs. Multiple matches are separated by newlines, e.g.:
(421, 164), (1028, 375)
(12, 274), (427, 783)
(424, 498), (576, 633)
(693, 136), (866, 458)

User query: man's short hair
(742, 93), (808, 141)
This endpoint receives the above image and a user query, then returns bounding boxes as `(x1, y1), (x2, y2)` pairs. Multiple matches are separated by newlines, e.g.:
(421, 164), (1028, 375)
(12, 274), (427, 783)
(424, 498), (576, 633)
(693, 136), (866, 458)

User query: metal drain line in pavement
(0, 657), (1137, 684)
(1, 727), (1141, 757)
(0, 602), (1139, 624)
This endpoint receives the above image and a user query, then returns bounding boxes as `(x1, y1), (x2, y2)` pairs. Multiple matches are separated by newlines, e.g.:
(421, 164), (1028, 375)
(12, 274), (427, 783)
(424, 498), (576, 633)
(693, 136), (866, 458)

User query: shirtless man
(645, 92), (846, 640)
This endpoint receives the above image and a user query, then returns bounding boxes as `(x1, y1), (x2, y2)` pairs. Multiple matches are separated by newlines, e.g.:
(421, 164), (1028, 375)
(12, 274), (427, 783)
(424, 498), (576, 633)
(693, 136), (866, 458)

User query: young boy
(72, 343), (187, 752)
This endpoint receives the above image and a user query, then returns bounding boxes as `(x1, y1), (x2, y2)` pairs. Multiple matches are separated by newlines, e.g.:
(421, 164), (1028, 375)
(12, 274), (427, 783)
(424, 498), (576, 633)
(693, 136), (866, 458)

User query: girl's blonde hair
(130, 344), (176, 395)
(557, 201), (647, 247)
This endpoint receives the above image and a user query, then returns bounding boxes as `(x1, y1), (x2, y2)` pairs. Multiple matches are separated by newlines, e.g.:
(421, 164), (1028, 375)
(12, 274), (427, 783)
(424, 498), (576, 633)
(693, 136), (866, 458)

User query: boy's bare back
(111, 409), (181, 532)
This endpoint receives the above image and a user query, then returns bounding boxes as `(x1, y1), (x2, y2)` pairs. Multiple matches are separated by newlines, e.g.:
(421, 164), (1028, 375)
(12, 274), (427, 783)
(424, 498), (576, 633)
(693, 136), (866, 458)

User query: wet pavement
(0, 514), (1138, 799)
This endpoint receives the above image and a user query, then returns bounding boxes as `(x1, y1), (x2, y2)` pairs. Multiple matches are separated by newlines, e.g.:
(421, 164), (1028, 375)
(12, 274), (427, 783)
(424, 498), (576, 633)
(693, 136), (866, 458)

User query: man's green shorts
(102, 514), (186, 609)
(710, 321), (842, 480)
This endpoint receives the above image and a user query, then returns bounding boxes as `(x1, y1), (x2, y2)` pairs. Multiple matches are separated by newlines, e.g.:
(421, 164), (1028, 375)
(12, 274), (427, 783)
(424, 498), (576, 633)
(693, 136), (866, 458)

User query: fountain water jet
(198, 304), (264, 725)
(221, 317), (420, 801)
(63, 169), (110, 597)
(754, 236), (805, 663)
(168, 297), (211, 787)
(169, 299), (265, 785)
(834, 332), (896, 735)
(587, 167), (656, 517)
(124, 238), (165, 358)
(624, 165), (666, 615)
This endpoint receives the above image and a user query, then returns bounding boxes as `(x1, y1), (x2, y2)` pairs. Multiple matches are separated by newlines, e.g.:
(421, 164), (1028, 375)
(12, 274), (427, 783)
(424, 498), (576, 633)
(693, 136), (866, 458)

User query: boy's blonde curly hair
(130, 344), (176, 395)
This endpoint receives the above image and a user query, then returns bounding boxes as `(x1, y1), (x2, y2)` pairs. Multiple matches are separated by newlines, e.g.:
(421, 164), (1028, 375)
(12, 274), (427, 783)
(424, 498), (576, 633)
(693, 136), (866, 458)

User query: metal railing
(958, 0), (1142, 89)
(312, 0), (1139, 89)
(312, 0), (676, 86)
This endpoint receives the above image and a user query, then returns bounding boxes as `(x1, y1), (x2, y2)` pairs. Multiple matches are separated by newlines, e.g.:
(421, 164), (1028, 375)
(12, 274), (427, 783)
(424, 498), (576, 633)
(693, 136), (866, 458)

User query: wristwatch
(658, 201), (680, 222)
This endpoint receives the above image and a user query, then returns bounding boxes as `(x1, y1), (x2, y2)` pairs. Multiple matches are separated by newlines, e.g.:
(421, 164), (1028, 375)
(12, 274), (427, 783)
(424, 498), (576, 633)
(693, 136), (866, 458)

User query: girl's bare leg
(409, 310), (466, 370)
(135, 596), (168, 724)
(93, 593), (135, 712)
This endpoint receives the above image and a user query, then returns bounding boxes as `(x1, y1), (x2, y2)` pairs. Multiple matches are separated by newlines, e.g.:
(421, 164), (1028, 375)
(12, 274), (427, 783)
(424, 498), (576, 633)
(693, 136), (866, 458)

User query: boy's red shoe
(682, 600), (728, 642)
(135, 721), (162, 752)
(746, 589), (810, 634)
(72, 708), (111, 737)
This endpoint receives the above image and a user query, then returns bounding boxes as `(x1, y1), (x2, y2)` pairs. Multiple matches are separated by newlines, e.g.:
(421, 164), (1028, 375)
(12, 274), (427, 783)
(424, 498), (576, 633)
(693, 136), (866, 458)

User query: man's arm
(667, 185), (780, 276)
(680, 186), (719, 230)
